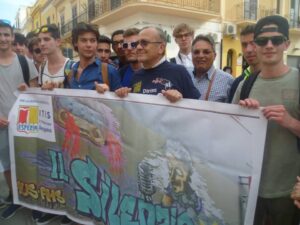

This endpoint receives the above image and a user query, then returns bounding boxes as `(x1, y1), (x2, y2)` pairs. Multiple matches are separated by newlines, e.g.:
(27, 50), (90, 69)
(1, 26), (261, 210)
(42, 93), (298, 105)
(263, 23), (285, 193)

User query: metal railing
(235, 3), (277, 22)
(61, 11), (88, 36)
(88, 0), (220, 21)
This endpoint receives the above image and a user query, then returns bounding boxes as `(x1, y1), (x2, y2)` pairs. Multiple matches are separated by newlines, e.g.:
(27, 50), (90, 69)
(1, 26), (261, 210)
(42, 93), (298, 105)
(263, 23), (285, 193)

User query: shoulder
(216, 69), (233, 81)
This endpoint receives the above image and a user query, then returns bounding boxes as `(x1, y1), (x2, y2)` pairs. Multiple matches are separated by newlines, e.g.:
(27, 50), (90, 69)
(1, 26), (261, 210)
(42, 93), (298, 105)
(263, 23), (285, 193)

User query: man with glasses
(228, 25), (260, 103)
(191, 34), (233, 102)
(38, 24), (73, 89)
(233, 15), (300, 225)
(115, 26), (199, 102)
(0, 19), (38, 220)
(111, 29), (127, 69)
(170, 23), (194, 73)
(119, 28), (142, 87)
(27, 37), (45, 72)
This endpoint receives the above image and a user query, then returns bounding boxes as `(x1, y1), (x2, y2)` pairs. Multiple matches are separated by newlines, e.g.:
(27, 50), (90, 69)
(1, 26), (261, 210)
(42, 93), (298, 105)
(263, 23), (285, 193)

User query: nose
(265, 39), (274, 47)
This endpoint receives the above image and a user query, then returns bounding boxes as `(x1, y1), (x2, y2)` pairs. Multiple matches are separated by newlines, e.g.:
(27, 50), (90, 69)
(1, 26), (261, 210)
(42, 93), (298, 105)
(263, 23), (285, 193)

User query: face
(240, 33), (258, 66)
(168, 156), (189, 193)
(75, 32), (98, 59)
(192, 40), (216, 74)
(0, 27), (13, 51)
(97, 42), (111, 63)
(38, 32), (60, 55)
(175, 30), (193, 52)
(137, 28), (165, 68)
(32, 43), (45, 65)
(112, 33), (124, 57)
(13, 42), (26, 55)
(123, 34), (139, 63)
(254, 25), (289, 66)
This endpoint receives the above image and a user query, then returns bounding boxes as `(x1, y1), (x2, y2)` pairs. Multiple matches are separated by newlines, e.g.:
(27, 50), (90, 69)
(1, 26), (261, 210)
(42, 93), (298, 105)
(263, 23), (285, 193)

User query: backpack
(17, 54), (30, 86)
(40, 59), (75, 88)
(240, 71), (300, 151)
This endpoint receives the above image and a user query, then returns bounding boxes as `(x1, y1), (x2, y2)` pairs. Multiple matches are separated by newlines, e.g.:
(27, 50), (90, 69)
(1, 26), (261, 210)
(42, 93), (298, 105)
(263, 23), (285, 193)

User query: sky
(0, 0), (35, 26)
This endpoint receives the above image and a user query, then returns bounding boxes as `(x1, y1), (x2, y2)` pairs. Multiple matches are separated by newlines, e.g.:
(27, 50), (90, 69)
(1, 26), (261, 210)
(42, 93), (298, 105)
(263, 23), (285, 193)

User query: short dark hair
(98, 35), (111, 44)
(27, 37), (40, 53)
(72, 22), (100, 52)
(240, 25), (255, 36)
(123, 28), (140, 38)
(14, 33), (26, 45)
(192, 34), (215, 52)
(111, 29), (124, 41)
(0, 19), (13, 34)
(38, 24), (60, 39)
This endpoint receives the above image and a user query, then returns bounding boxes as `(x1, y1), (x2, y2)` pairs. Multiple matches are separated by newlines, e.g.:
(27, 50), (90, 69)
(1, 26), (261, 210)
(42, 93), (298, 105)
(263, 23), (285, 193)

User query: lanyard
(204, 69), (217, 101)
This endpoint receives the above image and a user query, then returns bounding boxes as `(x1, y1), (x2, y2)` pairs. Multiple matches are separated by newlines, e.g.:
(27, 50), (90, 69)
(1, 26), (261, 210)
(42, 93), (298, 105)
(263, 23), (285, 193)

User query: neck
(260, 62), (289, 79)
(249, 63), (260, 74)
(179, 48), (191, 56)
(130, 61), (142, 71)
(0, 48), (13, 59)
(47, 49), (65, 64)
(79, 56), (95, 69)
(143, 56), (164, 69)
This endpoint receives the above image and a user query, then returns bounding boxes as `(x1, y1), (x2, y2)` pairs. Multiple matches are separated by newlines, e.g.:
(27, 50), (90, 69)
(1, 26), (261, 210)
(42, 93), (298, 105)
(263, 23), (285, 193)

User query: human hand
(95, 82), (109, 94)
(0, 117), (9, 128)
(238, 98), (260, 109)
(41, 81), (55, 90)
(115, 87), (132, 98)
(18, 83), (28, 91)
(161, 89), (182, 103)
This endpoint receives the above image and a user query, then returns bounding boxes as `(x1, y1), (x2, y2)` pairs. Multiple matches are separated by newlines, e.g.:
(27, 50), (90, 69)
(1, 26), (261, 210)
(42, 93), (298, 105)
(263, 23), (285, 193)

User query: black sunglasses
(33, 48), (41, 54)
(122, 41), (139, 49)
(254, 36), (287, 47)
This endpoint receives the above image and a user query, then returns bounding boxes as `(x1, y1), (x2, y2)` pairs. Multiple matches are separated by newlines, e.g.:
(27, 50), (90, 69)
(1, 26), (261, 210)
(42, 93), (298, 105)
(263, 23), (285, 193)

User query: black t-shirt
(131, 61), (200, 99)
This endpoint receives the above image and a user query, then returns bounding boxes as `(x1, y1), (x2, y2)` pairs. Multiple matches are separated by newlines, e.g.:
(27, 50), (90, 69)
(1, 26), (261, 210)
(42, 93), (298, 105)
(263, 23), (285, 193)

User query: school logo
(17, 106), (39, 133)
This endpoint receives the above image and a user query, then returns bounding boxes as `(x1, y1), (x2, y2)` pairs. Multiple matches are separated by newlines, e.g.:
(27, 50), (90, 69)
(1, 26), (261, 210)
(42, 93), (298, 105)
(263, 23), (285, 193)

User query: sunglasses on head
(254, 36), (287, 46)
(33, 48), (41, 54)
(122, 41), (139, 49)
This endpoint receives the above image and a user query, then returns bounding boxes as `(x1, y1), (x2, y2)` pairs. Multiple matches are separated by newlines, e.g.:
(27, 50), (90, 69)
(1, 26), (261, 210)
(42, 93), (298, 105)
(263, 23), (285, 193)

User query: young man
(70, 22), (121, 92)
(119, 28), (142, 87)
(228, 25), (260, 103)
(0, 19), (38, 220)
(97, 35), (112, 64)
(191, 34), (233, 102)
(233, 15), (300, 225)
(170, 23), (194, 72)
(12, 32), (27, 56)
(38, 24), (73, 89)
(115, 26), (200, 102)
(111, 29), (127, 69)
(27, 36), (45, 72)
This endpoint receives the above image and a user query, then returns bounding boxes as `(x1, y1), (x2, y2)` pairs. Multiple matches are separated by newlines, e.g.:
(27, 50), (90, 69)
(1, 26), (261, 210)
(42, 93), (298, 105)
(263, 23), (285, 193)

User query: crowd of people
(0, 14), (299, 225)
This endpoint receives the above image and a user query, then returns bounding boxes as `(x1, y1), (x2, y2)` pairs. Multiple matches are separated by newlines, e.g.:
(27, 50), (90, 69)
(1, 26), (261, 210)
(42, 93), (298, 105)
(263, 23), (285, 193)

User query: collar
(152, 56), (167, 68)
(179, 52), (192, 60)
(193, 65), (215, 80)
(74, 57), (98, 70)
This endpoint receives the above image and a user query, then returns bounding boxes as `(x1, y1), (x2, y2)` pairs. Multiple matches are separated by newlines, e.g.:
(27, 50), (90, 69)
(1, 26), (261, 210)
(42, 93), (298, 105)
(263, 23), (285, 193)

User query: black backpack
(240, 71), (300, 151)
(17, 54), (30, 86)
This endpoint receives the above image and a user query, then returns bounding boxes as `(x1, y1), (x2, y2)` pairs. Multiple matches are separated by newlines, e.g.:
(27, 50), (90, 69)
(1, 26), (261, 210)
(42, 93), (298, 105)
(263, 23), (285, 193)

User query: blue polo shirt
(69, 58), (121, 91)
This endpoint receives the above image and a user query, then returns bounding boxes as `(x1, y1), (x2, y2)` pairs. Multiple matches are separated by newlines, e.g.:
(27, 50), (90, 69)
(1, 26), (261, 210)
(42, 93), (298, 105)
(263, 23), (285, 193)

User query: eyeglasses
(97, 48), (110, 53)
(254, 36), (287, 47)
(192, 49), (214, 55)
(175, 32), (192, 39)
(137, 40), (162, 48)
(33, 48), (41, 54)
(122, 41), (139, 49)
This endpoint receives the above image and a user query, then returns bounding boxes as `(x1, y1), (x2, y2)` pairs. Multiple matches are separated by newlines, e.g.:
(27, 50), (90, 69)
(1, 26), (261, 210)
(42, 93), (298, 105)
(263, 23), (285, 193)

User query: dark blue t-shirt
(131, 61), (200, 99)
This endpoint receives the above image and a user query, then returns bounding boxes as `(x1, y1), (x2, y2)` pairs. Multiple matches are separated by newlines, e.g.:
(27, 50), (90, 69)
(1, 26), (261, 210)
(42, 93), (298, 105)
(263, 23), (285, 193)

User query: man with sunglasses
(0, 19), (38, 220)
(191, 34), (233, 102)
(232, 15), (300, 225)
(115, 26), (200, 102)
(27, 37), (45, 72)
(170, 23), (194, 74)
(119, 28), (142, 87)
(111, 29), (127, 69)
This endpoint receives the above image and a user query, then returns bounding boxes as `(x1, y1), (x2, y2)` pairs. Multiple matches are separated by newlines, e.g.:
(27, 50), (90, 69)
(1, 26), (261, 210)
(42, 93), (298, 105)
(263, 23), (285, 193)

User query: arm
(291, 176), (300, 208)
(0, 117), (9, 128)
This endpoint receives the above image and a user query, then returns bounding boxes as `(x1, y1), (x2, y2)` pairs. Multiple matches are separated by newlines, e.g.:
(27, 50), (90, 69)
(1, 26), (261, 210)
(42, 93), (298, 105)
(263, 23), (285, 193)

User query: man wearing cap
(191, 34), (233, 102)
(232, 15), (300, 225)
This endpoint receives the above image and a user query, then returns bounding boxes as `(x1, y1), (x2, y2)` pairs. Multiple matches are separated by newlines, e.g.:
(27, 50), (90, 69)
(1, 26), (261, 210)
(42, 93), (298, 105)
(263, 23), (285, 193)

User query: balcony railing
(235, 3), (276, 22)
(88, 0), (220, 21)
(61, 11), (88, 36)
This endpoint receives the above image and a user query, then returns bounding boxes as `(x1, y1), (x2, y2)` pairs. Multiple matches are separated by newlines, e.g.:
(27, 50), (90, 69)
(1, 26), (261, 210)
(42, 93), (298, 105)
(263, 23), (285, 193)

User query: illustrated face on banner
(168, 156), (190, 193)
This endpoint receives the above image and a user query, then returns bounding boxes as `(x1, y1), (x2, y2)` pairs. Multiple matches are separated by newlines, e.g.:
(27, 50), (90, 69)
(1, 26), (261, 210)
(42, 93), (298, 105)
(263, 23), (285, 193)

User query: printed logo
(133, 81), (142, 93)
(17, 106), (39, 133)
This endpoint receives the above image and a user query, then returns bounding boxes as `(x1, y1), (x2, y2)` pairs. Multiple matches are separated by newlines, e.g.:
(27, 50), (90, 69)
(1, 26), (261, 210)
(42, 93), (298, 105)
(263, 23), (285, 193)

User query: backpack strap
(170, 57), (176, 64)
(240, 72), (259, 100)
(298, 69), (300, 151)
(17, 54), (30, 86)
(101, 62), (110, 86)
(39, 61), (46, 86)
(63, 59), (75, 88)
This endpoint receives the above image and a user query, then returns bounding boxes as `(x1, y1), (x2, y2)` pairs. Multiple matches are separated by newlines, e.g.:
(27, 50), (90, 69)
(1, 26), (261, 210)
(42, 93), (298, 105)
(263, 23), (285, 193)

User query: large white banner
(8, 89), (267, 225)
